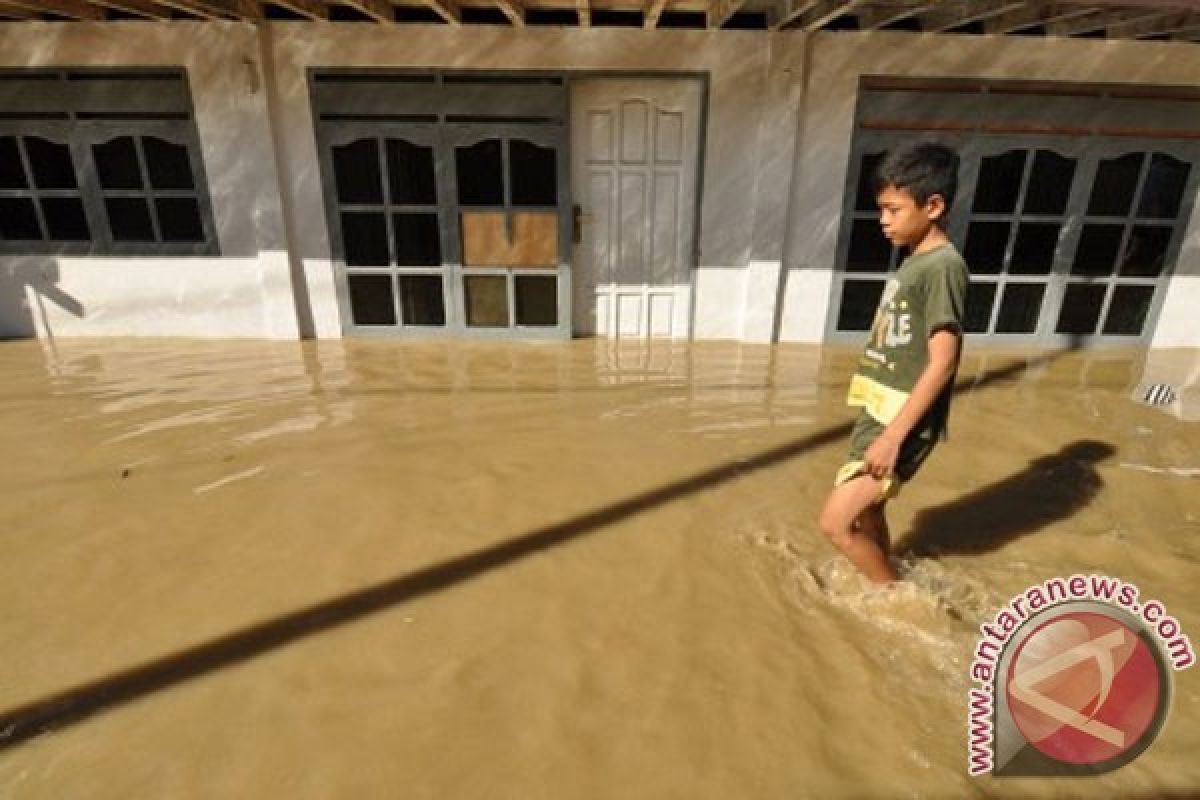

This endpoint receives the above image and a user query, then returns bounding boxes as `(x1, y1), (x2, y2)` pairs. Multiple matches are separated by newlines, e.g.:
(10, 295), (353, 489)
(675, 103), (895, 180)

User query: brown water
(0, 337), (1197, 799)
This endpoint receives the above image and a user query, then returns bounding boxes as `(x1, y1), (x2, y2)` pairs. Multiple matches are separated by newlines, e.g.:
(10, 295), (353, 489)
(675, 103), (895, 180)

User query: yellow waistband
(846, 373), (909, 425)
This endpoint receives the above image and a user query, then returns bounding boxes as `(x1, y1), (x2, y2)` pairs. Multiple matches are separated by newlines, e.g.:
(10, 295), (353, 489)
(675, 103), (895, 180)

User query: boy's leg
(818, 475), (898, 584)
(854, 502), (890, 554)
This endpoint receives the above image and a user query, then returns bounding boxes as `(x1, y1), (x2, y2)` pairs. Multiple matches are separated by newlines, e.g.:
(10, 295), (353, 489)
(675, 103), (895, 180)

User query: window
(0, 69), (217, 255)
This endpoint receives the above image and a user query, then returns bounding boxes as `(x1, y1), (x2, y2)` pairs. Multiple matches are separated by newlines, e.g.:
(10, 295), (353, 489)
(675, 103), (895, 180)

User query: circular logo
(1005, 609), (1168, 768)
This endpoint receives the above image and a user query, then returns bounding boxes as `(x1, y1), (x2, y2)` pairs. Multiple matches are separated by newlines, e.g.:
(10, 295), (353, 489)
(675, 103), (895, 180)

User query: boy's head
(873, 141), (960, 248)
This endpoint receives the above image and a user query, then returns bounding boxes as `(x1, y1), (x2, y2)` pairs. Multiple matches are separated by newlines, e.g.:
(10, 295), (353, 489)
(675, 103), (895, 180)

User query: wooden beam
(0, 0), (38, 16)
(267, 0), (327, 19)
(706, 0), (745, 28)
(644, 0), (666, 28)
(575, 0), (588, 26)
(341, 0), (393, 22)
(774, 0), (864, 31)
(1109, 10), (1200, 38)
(494, 0), (522, 25)
(921, 0), (1025, 33)
(857, 1), (936, 31)
(1051, 7), (1166, 35)
(984, 3), (1100, 34)
(1, 0), (104, 18)
(420, 0), (458, 23)
(152, 0), (237, 18)
(88, 0), (172, 17)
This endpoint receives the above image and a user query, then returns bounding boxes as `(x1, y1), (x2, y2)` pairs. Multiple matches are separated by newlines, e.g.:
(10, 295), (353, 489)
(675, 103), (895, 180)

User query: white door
(570, 79), (702, 339)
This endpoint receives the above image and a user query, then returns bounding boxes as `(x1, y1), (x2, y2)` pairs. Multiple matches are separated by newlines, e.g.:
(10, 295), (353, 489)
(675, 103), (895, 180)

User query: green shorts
(835, 412), (937, 500)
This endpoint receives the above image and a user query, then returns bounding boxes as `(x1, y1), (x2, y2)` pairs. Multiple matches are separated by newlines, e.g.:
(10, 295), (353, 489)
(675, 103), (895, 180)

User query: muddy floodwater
(0, 337), (1197, 798)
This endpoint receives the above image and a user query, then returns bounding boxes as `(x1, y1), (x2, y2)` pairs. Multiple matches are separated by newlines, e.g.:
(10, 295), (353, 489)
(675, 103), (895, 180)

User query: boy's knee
(818, 508), (849, 542)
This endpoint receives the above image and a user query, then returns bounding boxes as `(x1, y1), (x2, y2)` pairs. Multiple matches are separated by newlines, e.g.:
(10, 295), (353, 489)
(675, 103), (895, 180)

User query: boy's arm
(862, 328), (960, 478)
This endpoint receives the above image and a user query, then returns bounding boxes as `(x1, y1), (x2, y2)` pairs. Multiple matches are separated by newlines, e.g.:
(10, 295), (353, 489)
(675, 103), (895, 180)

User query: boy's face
(876, 184), (945, 248)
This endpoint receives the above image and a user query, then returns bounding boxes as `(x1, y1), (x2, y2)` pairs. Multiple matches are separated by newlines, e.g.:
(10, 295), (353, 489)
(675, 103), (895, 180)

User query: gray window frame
(0, 69), (218, 257)
(827, 130), (1199, 348)
(310, 69), (572, 340)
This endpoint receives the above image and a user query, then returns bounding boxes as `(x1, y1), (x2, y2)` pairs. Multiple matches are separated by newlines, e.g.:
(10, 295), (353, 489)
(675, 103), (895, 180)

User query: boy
(817, 141), (969, 584)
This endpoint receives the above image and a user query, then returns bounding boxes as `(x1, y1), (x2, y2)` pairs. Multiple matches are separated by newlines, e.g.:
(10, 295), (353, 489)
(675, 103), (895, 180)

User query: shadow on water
(0, 344), (1085, 748)
(895, 440), (1117, 558)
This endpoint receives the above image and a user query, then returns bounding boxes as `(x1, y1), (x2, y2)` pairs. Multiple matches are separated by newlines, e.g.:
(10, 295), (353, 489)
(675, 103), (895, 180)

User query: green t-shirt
(846, 242), (969, 440)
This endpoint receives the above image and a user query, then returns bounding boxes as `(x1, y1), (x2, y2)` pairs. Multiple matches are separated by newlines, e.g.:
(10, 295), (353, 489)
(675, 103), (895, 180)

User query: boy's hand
(864, 430), (901, 479)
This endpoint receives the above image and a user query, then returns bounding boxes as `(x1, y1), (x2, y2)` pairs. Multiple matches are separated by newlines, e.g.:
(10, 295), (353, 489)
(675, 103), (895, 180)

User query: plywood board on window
(461, 211), (558, 268)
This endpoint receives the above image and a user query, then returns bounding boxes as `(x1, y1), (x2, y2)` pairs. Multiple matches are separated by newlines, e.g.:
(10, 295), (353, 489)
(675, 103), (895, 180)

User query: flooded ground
(0, 337), (1197, 798)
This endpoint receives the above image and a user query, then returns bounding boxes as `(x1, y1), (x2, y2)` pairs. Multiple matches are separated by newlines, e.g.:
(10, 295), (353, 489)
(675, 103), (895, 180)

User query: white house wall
(0, 22), (300, 340)
(781, 31), (1200, 347)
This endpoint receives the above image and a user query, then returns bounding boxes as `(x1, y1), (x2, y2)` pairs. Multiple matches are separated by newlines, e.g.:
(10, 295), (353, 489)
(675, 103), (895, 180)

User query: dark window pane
(1023, 150), (1076, 215)
(41, 197), (90, 241)
(105, 197), (155, 241)
(836, 279), (884, 331)
(964, 281), (996, 333)
(386, 139), (436, 205)
(156, 197), (204, 242)
(845, 218), (892, 272)
(0, 136), (27, 189)
(456, 139), (504, 206)
(26, 137), (77, 189)
(94, 137), (143, 190)
(392, 213), (441, 266)
(510, 140), (557, 206)
(333, 139), (383, 204)
(341, 212), (389, 266)
(1071, 224), (1123, 276)
(972, 150), (1026, 214)
(143, 137), (195, 190)
(995, 283), (1044, 334)
(398, 275), (445, 326)
(1103, 285), (1155, 336)
(1137, 153), (1191, 220)
(464, 274), (509, 327)
(1009, 222), (1060, 275)
(514, 275), (557, 326)
(0, 198), (42, 240)
(348, 274), (396, 325)
(1119, 225), (1172, 278)
(854, 152), (885, 212)
(963, 221), (1009, 275)
(1087, 153), (1143, 216)
(1056, 283), (1106, 335)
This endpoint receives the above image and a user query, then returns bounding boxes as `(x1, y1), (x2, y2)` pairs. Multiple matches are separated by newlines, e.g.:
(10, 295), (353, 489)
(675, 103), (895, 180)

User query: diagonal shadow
(0, 345), (1079, 749)
(895, 440), (1117, 557)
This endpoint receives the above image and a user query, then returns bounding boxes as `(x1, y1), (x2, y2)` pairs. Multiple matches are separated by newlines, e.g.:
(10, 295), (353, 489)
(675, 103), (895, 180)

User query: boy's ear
(925, 193), (947, 222)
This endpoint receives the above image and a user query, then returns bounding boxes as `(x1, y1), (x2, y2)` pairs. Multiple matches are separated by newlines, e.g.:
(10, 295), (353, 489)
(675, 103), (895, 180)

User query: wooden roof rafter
(857, 1), (938, 30)
(266, 0), (328, 20)
(1049, 6), (1171, 35)
(707, 0), (745, 28)
(420, 0), (460, 24)
(1108, 9), (1200, 37)
(644, 0), (666, 28)
(152, 0), (260, 19)
(0, 0), (38, 16)
(339, 0), (392, 22)
(1, 0), (103, 18)
(575, 0), (588, 26)
(919, 0), (1027, 32)
(983, 3), (1102, 33)
(494, 0), (524, 25)
(87, 0), (172, 17)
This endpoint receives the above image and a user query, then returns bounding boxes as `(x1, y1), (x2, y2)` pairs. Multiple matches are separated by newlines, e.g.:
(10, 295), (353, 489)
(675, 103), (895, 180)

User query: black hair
(874, 141), (960, 210)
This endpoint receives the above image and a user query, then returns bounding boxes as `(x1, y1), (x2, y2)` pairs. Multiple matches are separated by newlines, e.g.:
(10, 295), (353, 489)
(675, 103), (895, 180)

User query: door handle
(572, 204), (594, 244)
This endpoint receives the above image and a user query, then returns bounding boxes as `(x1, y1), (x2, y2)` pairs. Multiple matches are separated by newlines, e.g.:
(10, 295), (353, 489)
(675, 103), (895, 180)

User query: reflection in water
(0, 338), (1197, 798)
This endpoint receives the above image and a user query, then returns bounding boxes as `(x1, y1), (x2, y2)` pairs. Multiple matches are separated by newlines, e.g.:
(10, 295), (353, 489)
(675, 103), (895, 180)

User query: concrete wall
(778, 31), (1200, 346)
(262, 24), (803, 341)
(0, 22), (299, 340)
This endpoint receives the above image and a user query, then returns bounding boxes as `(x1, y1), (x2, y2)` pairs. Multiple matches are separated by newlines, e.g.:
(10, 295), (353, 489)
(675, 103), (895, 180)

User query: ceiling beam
(151, 0), (255, 18)
(0, 0), (38, 16)
(1050, 7), (1167, 35)
(706, 0), (744, 28)
(644, 0), (666, 27)
(1, 0), (104, 18)
(921, 0), (1025, 33)
(419, 0), (458, 23)
(267, 0), (327, 19)
(1108, 10), (1200, 38)
(494, 0), (522, 24)
(983, 3), (1100, 33)
(857, 1), (936, 30)
(87, 0), (171, 17)
(771, 0), (818, 31)
(575, 0), (587, 25)
(339, 0), (393, 22)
